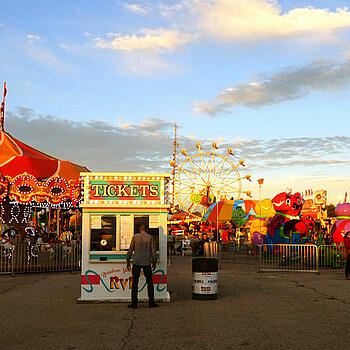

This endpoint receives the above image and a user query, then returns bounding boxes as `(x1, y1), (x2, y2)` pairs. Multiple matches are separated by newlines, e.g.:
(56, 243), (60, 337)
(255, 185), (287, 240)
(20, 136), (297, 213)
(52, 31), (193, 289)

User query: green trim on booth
(89, 253), (160, 261)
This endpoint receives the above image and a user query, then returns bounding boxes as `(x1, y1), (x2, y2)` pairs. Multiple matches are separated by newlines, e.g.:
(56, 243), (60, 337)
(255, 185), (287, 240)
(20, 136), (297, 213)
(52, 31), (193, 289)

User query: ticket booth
(79, 172), (170, 302)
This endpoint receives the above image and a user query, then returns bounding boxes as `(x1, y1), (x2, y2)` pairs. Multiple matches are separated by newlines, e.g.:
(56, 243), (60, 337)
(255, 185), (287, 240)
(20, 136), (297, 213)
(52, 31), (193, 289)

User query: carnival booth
(79, 172), (170, 302)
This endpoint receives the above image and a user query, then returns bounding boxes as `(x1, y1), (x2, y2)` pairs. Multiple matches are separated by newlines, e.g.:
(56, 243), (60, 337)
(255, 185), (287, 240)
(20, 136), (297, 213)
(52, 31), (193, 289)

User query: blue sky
(1, 0), (350, 204)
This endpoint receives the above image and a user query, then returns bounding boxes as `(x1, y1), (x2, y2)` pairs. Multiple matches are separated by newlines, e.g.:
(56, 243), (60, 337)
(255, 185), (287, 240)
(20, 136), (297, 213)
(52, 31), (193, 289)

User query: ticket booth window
(90, 216), (116, 251)
(119, 215), (133, 251)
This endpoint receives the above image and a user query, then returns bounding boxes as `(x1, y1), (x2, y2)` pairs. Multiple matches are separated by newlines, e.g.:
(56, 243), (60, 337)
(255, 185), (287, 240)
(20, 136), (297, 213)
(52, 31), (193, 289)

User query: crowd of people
(167, 221), (248, 256)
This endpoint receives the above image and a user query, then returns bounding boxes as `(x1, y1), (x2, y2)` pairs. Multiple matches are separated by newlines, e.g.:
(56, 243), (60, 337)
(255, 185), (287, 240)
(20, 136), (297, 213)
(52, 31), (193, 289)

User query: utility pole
(171, 123), (179, 206)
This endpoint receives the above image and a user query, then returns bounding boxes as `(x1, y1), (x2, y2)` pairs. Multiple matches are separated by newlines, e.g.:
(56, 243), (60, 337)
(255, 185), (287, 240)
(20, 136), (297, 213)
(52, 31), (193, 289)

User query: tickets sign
(89, 180), (160, 201)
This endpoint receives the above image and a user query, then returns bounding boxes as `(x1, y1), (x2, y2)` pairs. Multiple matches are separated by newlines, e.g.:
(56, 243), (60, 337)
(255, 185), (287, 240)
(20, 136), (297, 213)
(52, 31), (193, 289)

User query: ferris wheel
(171, 142), (251, 217)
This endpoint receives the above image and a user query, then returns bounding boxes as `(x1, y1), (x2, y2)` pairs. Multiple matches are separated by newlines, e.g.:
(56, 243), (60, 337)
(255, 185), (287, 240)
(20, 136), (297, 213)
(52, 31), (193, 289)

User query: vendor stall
(79, 172), (170, 302)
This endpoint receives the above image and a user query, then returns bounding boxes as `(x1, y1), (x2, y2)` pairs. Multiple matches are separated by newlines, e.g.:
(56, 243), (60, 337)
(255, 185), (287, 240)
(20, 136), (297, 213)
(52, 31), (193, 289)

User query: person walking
(344, 231), (350, 280)
(126, 224), (158, 308)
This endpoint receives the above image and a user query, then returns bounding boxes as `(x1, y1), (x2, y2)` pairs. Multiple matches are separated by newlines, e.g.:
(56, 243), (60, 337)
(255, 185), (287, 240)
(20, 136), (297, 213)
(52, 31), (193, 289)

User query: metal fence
(204, 242), (218, 258)
(0, 241), (81, 276)
(204, 242), (260, 268)
(204, 242), (347, 273)
(259, 244), (318, 273)
(318, 245), (345, 270)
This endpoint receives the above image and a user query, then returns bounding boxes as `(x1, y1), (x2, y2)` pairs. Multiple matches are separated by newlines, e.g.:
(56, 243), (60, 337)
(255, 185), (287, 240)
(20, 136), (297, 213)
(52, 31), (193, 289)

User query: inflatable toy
(266, 192), (311, 244)
(250, 198), (275, 246)
(331, 203), (350, 244)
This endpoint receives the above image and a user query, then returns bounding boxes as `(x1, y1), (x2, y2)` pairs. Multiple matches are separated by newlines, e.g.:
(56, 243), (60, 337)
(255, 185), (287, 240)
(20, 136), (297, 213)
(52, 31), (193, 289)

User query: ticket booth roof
(80, 172), (170, 179)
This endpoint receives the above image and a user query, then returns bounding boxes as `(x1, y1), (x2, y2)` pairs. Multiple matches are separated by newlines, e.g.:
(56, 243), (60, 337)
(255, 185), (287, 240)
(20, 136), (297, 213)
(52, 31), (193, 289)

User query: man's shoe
(149, 303), (159, 308)
(127, 304), (137, 309)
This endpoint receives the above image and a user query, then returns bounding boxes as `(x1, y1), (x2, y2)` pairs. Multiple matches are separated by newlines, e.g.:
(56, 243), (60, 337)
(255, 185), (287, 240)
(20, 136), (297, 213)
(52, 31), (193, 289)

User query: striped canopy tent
(0, 130), (87, 180)
(202, 199), (258, 223)
(0, 130), (88, 206)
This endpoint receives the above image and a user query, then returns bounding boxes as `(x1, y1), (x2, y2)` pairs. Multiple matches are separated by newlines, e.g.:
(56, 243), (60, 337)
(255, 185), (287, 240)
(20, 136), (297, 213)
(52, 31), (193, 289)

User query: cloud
(4, 107), (350, 202)
(58, 43), (71, 50)
(264, 159), (350, 167)
(27, 34), (41, 41)
(124, 3), (150, 14)
(95, 28), (197, 52)
(195, 59), (350, 115)
(158, 1), (191, 17)
(233, 138), (249, 144)
(118, 51), (179, 76)
(120, 122), (132, 130)
(6, 107), (350, 173)
(194, 0), (350, 41)
(138, 117), (175, 132)
(5, 109), (178, 172)
(22, 40), (71, 73)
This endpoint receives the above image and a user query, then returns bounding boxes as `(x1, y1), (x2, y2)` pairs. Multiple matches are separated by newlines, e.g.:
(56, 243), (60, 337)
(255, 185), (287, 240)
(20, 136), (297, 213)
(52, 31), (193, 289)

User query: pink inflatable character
(331, 203), (350, 244)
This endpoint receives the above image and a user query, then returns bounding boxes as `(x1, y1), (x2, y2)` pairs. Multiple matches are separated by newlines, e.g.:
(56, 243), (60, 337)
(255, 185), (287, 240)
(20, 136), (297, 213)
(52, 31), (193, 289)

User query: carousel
(0, 83), (88, 273)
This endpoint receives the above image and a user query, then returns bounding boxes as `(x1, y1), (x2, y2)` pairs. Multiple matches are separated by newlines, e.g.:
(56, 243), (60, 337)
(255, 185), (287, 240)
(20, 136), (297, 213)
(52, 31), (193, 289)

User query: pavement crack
(0, 274), (50, 296)
(119, 310), (136, 350)
(0, 286), (14, 295)
(290, 279), (350, 305)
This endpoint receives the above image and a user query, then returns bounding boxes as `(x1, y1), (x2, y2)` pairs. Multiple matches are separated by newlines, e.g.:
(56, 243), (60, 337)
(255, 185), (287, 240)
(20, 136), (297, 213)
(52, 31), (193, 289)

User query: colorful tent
(0, 130), (88, 180)
(202, 200), (257, 223)
(0, 130), (89, 206)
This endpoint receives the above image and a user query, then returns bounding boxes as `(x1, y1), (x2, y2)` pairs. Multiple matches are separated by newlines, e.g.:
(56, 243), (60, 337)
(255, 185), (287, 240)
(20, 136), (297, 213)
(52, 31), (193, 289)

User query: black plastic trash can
(192, 258), (218, 300)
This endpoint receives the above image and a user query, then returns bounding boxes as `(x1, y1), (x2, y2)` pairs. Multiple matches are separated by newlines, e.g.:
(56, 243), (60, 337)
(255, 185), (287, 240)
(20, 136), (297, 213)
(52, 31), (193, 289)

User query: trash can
(192, 258), (218, 300)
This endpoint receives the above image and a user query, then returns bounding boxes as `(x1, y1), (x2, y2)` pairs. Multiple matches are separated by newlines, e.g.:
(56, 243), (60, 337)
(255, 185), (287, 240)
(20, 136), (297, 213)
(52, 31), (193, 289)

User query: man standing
(344, 231), (350, 280)
(127, 224), (158, 308)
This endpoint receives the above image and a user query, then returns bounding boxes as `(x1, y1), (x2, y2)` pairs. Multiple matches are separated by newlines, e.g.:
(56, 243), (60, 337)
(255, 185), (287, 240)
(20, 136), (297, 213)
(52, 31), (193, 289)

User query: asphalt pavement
(0, 256), (349, 350)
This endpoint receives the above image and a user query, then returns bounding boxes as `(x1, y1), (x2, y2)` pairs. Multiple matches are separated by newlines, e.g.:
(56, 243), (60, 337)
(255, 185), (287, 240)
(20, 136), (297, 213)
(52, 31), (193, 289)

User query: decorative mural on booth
(81, 268), (167, 295)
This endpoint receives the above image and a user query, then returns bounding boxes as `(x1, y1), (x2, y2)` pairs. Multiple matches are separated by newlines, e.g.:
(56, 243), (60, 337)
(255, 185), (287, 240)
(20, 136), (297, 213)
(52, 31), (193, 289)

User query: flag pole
(1, 82), (7, 131)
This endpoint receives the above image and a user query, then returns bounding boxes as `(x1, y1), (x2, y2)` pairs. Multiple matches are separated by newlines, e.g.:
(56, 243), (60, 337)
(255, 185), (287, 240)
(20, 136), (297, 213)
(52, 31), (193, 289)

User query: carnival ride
(0, 83), (87, 270)
(170, 140), (252, 218)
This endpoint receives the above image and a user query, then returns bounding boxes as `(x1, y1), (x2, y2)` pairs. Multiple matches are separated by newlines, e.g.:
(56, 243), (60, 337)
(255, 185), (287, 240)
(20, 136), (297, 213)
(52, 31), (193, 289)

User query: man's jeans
(131, 264), (155, 305)
(345, 255), (350, 278)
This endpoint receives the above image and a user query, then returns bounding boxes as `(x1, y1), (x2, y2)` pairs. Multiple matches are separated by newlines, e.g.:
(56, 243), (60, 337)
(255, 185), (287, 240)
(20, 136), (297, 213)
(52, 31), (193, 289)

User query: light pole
(257, 179), (264, 239)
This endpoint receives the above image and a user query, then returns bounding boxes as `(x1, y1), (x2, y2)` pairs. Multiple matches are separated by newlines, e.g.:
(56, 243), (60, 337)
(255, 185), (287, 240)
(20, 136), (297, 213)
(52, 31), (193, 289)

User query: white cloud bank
(124, 3), (150, 14)
(6, 107), (350, 172)
(95, 28), (197, 52)
(5, 107), (350, 202)
(90, 1), (350, 75)
(27, 34), (41, 41)
(194, 0), (350, 41)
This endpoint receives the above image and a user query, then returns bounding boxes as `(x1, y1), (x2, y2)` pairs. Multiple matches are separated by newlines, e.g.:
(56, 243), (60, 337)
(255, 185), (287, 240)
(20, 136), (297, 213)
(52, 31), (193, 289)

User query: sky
(1, 0), (350, 205)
